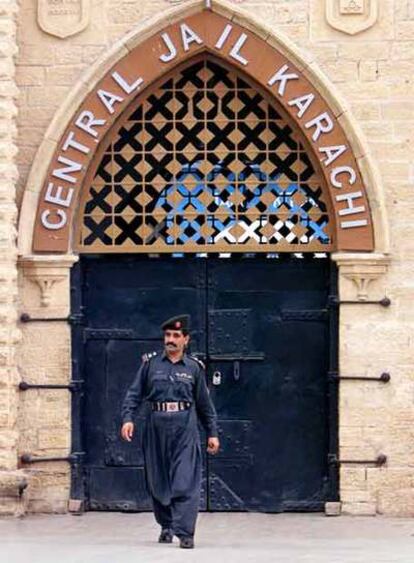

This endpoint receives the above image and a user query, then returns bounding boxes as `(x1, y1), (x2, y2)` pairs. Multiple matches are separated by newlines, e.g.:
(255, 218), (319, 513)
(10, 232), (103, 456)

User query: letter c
(41, 209), (67, 230)
(330, 166), (356, 189)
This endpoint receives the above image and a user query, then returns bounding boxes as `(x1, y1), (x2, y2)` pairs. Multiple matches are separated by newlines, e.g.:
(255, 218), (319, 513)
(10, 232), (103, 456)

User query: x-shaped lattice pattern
(80, 58), (332, 250)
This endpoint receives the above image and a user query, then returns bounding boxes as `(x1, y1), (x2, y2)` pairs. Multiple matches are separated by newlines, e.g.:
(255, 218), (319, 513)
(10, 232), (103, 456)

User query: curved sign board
(32, 10), (375, 252)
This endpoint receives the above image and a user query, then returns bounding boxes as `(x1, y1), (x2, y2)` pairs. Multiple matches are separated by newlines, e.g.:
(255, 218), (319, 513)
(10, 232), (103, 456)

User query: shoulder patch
(142, 351), (157, 362)
(189, 355), (205, 370)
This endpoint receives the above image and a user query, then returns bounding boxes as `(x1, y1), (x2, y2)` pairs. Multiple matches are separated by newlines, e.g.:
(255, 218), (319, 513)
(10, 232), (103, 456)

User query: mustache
(166, 342), (177, 347)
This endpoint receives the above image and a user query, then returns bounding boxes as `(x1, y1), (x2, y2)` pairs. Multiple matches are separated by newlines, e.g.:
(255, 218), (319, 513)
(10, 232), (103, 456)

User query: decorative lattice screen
(77, 57), (333, 252)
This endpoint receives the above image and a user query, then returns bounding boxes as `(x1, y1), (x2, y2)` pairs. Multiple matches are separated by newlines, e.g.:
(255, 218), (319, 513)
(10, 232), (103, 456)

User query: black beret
(161, 314), (190, 334)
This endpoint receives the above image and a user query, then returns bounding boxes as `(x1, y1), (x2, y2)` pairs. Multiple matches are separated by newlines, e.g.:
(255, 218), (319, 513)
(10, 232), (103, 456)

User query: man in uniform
(120, 314), (220, 549)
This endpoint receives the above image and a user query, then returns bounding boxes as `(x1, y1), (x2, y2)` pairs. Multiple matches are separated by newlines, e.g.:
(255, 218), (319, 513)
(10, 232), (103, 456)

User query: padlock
(212, 371), (222, 385)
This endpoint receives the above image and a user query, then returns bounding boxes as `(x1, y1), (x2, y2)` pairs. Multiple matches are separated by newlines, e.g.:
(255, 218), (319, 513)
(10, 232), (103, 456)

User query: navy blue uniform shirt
(121, 350), (218, 437)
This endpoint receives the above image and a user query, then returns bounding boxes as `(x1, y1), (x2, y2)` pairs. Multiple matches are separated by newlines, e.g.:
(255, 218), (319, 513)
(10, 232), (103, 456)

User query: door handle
(233, 360), (240, 381)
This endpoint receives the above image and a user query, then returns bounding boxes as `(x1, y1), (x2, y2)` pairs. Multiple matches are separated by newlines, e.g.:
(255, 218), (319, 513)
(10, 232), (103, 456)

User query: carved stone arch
(18, 1), (388, 259)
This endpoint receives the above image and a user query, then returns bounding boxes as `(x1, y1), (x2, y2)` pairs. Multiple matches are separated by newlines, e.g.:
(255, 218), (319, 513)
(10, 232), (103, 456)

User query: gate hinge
(328, 295), (391, 308)
(18, 380), (84, 392)
(20, 451), (86, 465)
(328, 453), (387, 466)
(328, 371), (390, 383)
(19, 311), (86, 324)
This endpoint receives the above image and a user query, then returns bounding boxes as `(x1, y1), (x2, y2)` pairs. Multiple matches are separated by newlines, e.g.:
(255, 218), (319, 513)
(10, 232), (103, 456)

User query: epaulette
(189, 354), (205, 370)
(142, 351), (157, 362)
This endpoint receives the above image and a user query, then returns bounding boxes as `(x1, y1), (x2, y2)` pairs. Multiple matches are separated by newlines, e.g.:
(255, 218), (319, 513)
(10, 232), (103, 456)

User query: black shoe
(179, 536), (194, 549)
(158, 528), (173, 543)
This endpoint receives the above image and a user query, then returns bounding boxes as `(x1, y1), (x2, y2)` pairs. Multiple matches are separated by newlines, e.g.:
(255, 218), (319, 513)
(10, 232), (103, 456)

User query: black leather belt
(151, 401), (192, 412)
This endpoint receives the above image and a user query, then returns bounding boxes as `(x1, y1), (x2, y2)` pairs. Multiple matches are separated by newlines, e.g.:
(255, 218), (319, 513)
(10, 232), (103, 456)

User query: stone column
(331, 252), (391, 516)
(0, 0), (25, 516)
(16, 254), (78, 514)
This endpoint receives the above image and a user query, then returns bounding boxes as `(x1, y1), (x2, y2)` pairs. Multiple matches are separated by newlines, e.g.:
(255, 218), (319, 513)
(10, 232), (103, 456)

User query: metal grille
(78, 57), (333, 252)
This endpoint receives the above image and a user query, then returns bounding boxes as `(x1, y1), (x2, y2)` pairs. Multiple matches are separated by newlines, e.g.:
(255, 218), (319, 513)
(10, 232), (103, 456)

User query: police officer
(120, 314), (220, 549)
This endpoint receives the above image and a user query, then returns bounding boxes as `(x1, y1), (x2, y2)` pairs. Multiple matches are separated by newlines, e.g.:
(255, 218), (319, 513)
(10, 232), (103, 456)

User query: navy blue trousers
(151, 489), (201, 538)
(143, 406), (202, 538)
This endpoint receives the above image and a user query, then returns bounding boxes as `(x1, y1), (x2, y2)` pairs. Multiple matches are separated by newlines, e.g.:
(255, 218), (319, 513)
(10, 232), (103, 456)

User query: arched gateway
(28, 10), (377, 253)
(18, 5), (386, 513)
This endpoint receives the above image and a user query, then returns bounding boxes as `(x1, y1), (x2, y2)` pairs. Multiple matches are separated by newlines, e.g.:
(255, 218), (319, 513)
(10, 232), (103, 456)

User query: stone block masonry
(2, 0), (414, 517)
(0, 0), (24, 516)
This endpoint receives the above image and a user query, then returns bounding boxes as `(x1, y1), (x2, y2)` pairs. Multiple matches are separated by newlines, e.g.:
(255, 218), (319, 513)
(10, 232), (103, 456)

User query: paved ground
(1, 512), (414, 563)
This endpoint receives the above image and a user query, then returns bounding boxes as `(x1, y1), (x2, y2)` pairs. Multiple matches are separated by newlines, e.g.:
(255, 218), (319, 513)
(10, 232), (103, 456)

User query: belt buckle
(166, 402), (178, 412)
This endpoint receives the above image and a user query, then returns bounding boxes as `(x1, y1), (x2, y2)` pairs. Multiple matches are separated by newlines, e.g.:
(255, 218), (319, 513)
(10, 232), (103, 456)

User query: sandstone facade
(0, 0), (412, 516)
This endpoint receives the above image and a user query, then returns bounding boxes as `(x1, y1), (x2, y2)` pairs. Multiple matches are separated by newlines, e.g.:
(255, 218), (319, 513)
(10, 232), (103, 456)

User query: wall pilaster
(0, 0), (25, 516)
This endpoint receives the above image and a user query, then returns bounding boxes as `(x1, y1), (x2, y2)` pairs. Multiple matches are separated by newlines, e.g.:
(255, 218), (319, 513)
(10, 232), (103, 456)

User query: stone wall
(17, 255), (74, 513)
(7, 0), (414, 515)
(0, 0), (23, 515)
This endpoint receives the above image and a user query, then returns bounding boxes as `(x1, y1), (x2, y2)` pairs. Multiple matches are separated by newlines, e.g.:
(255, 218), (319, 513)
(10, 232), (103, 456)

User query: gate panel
(79, 255), (336, 512)
(206, 257), (331, 511)
(82, 256), (207, 510)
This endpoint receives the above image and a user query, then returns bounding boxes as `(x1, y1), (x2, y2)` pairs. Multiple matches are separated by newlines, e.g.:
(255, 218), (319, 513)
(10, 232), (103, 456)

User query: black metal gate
(71, 253), (338, 512)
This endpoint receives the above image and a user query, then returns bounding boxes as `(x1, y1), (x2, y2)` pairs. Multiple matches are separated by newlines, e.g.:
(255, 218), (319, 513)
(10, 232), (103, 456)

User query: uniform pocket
(151, 375), (169, 383)
(150, 376), (170, 395)
(174, 379), (194, 401)
(175, 378), (193, 386)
